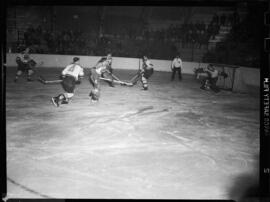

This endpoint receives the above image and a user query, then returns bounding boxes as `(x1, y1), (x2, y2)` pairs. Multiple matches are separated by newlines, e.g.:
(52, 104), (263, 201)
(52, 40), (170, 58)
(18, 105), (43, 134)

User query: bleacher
(6, 6), (248, 63)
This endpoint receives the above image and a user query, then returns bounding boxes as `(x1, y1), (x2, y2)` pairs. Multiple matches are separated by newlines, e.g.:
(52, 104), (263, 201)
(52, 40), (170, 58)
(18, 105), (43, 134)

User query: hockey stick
(103, 70), (122, 81)
(128, 67), (143, 85)
(100, 77), (133, 86)
(102, 70), (134, 86)
(38, 75), (62, 84)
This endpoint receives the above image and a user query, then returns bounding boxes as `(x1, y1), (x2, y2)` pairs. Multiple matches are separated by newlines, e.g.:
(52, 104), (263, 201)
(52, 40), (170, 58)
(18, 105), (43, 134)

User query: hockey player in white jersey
(51, 57), (84, 107)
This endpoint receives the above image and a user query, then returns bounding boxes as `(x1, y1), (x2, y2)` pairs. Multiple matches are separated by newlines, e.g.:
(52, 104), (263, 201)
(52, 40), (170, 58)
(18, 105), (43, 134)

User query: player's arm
(79, 66), (85, 78)
(74, 66), (84, 84)
(204, 69), (212, 78)
(148, 60), (154, 66)
(62, 68), (68, 76)
(61, 66), (70, 78)
(180, 59), (183, 69)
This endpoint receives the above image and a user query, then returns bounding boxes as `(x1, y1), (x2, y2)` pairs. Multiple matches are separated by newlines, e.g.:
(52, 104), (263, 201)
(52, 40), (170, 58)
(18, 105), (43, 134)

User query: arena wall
(6, 53), (260, 93)
(6, 53), (199, 74)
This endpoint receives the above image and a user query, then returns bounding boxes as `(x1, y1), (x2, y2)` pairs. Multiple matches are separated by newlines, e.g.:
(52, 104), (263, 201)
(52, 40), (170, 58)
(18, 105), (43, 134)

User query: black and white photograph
(2, 0), (270, 201)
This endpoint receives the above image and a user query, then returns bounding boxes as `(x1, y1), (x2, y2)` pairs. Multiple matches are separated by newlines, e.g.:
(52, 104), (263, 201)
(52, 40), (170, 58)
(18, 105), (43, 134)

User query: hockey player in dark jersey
(14, 47), (37, 82)
(88, 66), (101, 102)
(200, 64), (220, 93)
(88, 56), (112, 102)
(100, 53), (114, 87)
(131, 56), (154, 90)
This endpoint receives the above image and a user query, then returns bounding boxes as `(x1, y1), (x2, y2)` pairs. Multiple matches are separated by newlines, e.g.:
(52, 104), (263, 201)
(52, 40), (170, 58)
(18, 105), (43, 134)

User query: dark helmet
(73, 57), (80, 63)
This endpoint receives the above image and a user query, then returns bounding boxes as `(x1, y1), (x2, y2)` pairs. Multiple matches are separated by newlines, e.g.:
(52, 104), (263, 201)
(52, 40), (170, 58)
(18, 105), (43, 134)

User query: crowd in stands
(17, 23), (212, 60)
(142, 22), (210, 49)
(12, 11), (243, 62)
(202, 8), (260, 67)
(23, 25), (92, 55)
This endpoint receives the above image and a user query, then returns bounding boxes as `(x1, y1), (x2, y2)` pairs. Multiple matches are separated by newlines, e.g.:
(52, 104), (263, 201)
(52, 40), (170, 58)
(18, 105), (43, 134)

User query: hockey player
(105, 53), (113, 74)
(88, 56), (112, 101)
(132, 56), (154, 90)
(88, 66), (101, 102)
(171, 55), (183, 81)
(100, 53), (114, 87)
(200, 64), (220, 93)
(14, 47), (37, 82)
(141, 56), (154, 90)
(51, 57), (84, 107)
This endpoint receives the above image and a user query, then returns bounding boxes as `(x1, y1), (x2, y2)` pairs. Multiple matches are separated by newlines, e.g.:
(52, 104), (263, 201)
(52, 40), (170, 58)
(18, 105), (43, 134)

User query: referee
(171, 55), (183, 81)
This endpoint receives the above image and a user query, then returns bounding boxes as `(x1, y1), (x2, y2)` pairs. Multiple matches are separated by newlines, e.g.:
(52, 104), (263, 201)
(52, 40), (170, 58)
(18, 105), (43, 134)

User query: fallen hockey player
(14, 47), (37, 82)
(51, 57), (84, 107)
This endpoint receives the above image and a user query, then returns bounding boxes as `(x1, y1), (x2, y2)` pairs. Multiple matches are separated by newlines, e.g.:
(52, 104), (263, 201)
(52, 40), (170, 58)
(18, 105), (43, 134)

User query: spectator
(220, 13), (227, 26)
(232, 11), (240, 26)
(212, 13), (219, 25)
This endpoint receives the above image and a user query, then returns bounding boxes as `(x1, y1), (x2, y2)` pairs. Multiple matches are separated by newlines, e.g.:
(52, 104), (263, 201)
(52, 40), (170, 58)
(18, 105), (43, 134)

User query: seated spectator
(220, 13), (227, 26)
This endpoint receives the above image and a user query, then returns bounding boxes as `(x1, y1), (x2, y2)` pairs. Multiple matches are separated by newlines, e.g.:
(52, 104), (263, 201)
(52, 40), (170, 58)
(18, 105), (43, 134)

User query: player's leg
(61, 76), (76, 103)
(89, 87), (100, 102)
(209, 78), (220, 93)
(14, 57), (25, 82)
(62, 93), (74, 103)
(51, 94), (64, 107)
(27, 69), (35, 82)
(200, 78), (208, 90)
(51, 93), (72, 106)
(14, 70), (23, 82)
(51, 76), (76, 107)
(102, 71), (114, 87)
(171, 68), (176, 81)
(89, 69), (101, 101)
(178, 68), (182, 81)
(89, 68), (100, 88)
(145, 68), (154, 79)
(26, 59), (37, 81)
(141, 75), (148, 90)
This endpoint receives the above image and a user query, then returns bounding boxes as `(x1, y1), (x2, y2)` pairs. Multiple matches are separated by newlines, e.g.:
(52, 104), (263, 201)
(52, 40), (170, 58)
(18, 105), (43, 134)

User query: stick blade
(37, 75), (46, 84)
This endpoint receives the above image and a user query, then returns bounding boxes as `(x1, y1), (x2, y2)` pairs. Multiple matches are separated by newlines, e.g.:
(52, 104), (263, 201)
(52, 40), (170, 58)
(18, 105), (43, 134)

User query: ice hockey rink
(5, 66), (259, 200)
